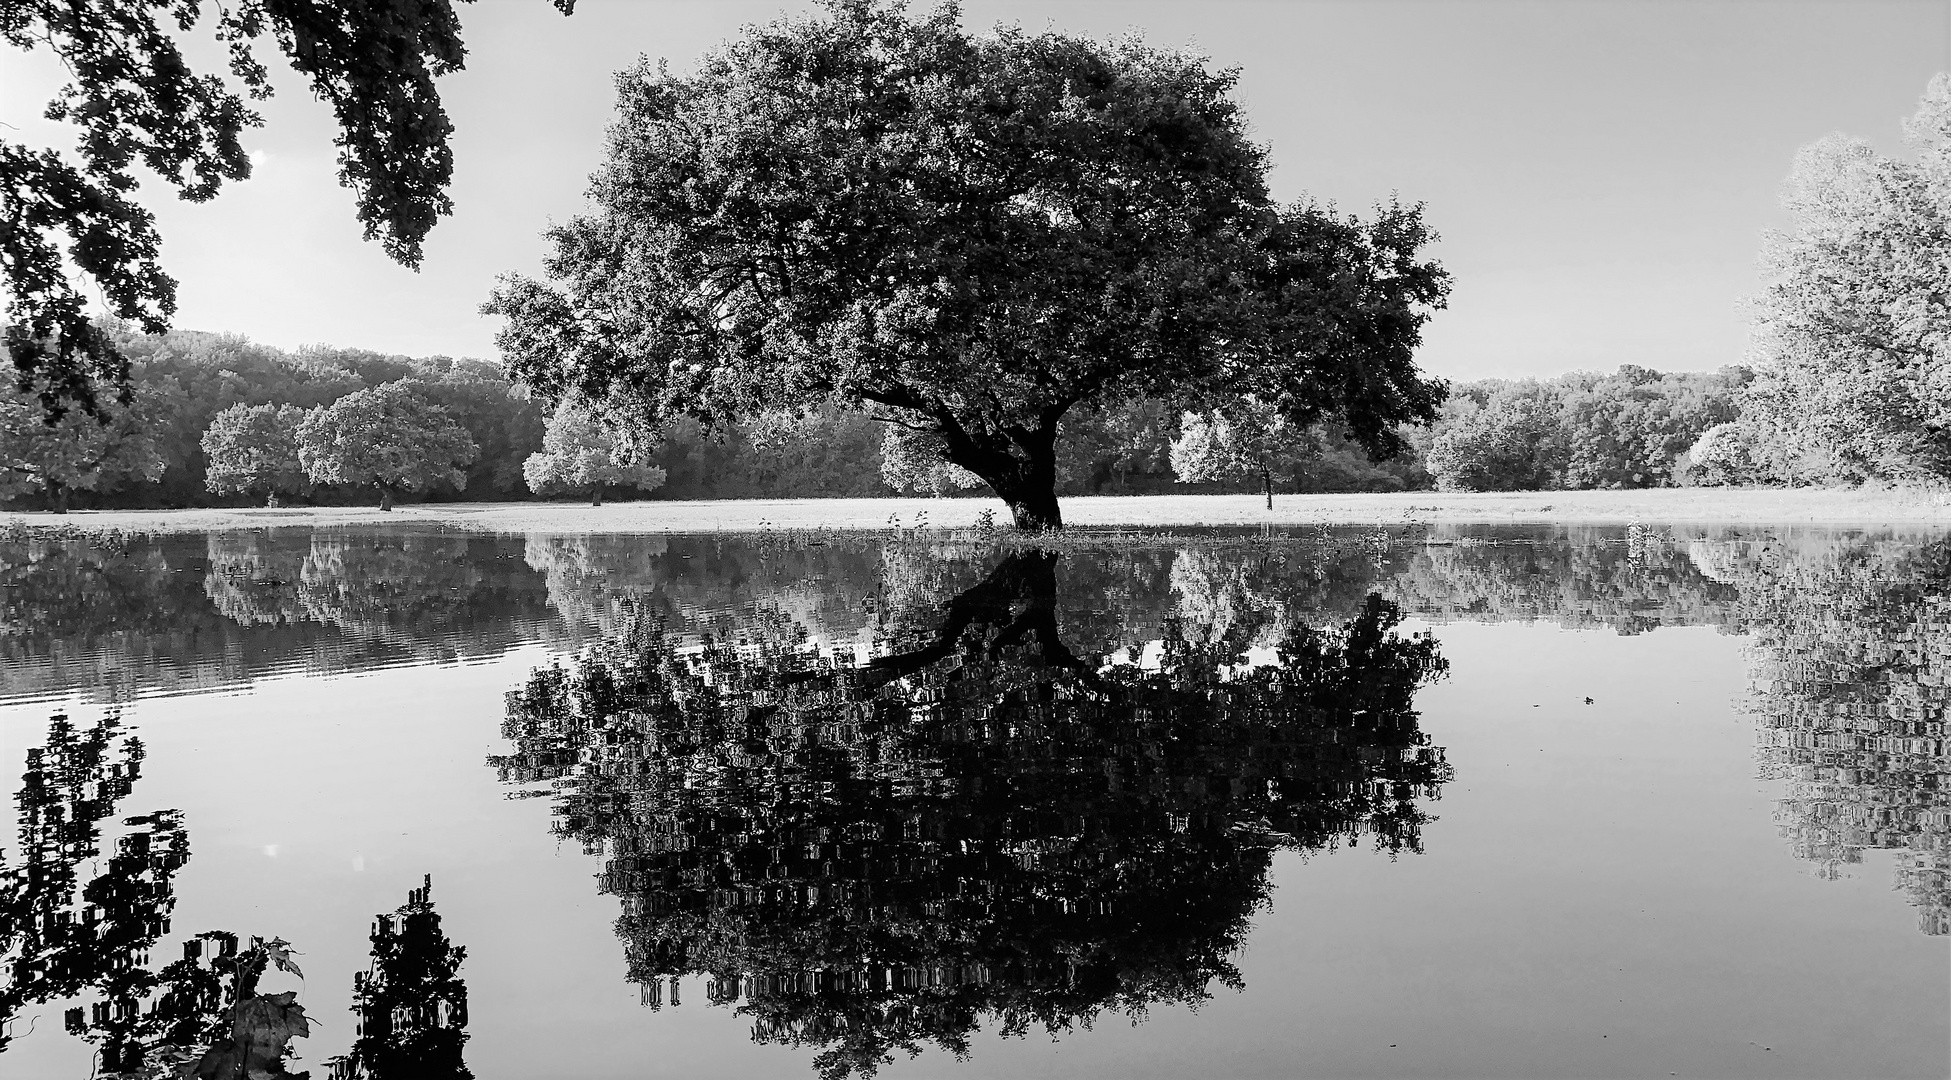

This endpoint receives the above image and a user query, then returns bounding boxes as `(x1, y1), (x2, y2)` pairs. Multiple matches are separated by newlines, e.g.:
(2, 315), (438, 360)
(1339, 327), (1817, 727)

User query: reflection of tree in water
(0, 536), (197, 643)
(523, 533), (887, 648)
(327, 876), (472, 1080)
(0, 534), (243, 701)
(493, 552), (1451, 1078)
(1, 530), (567, 704)
(1698, 536), (1951, 936)
(0, 715), (473, 1076)
(0, 713), (302, 1076)
(1383, 526), (1744, 635)
(208, 532), (483, 639)
(205, 531), (556, 653)
(0, 712), (190, 1071)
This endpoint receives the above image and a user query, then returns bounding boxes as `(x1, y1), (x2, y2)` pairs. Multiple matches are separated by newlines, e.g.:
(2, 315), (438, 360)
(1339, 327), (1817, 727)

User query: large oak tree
(296, 381), (477, 510)
(486, 0), (1449, 529)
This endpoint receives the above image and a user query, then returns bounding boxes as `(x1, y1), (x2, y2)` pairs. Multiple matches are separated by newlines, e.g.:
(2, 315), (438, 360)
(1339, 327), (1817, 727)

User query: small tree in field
(1170, 402), (1314, 509)
(298, 382), (477, 510)
(523, 400), (666, 505)
(485, 1), (1448, 530)
(202, 403), (308, 505)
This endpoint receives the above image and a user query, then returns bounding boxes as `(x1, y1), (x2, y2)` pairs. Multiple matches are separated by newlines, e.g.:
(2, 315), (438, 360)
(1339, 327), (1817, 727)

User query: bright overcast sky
(3, 0), (1946, 380)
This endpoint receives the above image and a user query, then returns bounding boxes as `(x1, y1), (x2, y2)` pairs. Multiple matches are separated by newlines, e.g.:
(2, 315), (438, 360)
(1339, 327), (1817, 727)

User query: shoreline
(4, 488), (1949, 536)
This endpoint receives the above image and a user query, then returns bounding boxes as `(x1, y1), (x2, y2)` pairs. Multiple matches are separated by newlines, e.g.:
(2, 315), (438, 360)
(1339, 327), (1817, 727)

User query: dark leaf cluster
(3, 0), (558, 417)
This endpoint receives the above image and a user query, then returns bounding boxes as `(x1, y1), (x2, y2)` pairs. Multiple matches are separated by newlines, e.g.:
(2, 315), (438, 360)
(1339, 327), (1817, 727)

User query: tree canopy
(1170, 400), (1314, 508)
(201, 402), (308, 504)
(1, 0), (573, 418)
(523, 398), (667, 504)
(1421, 366), (1747, 492)
(296, 381), (478, 509)
(0, 375), (170, 511)
(486, 0), (1449, 529)
(1743, 75), (1951, 484)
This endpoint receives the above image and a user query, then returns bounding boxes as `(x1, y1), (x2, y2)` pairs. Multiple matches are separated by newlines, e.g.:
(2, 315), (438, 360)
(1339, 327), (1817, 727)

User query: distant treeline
(1, 325), (1773, 510)
(1419, 364), (1751, 491)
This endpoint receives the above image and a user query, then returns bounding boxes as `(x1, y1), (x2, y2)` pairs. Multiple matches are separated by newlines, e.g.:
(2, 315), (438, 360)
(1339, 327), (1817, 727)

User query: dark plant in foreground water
(0, 714), (472, 1078)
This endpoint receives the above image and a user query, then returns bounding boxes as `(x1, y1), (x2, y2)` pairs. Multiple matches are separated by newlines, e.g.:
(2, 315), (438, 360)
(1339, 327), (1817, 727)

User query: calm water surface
(1, 524), (1946, 1078)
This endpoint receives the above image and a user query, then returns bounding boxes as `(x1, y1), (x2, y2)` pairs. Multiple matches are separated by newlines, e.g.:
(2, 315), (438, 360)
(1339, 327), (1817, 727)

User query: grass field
(5, 487), (1949, 535)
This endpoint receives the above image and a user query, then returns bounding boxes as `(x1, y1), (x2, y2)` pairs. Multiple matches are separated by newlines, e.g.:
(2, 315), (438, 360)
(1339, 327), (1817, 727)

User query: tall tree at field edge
(486, 0), (1449, 530)
(297, 383), (478, 510)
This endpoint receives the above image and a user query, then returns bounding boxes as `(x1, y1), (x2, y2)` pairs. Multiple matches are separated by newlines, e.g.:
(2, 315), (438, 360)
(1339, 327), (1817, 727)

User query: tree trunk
(865, 551), (1093, 682)
(1002, 485), (1062, 531)
(1263, 468), (1273, 511)
(590, 487), (604, 507)
(377, 483), (395, 511)
(985, 433), (1062, 531)
(48, 481), (68, 515)
(930, 412), (1065, 530)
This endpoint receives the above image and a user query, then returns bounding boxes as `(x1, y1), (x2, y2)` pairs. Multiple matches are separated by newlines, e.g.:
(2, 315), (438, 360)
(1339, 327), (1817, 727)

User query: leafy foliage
(486, 0), (1448, 527)
(877, 426), (984, 495)
(201, 402), (308, 503)
(297, 382), (479, 508)
(0, 0), (565, 417)
(523, 399), (666, 503)
(1053, 398), (1177, 493)
(647, 408), (892, 500)
(1423, 367), (1749, 492)
(0, 376), (170, 510)
(1425, 381), (1568, 492)
(1742, 76), (1951, 484)
(1170, 399), (1315, 505)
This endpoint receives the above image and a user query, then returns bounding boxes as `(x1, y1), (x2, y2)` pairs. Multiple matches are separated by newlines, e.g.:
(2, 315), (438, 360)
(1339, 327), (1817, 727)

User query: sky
(3, 0), (1947, 381)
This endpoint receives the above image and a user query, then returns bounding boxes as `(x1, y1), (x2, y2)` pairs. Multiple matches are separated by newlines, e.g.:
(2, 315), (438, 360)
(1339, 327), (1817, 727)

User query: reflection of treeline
(1381, 527), (1747, 635)
(491, 555), (1451, 1078)
(1695, 537), (1951, 936)
(0, 531), (556, 704)
(0, 524), (1932, 694)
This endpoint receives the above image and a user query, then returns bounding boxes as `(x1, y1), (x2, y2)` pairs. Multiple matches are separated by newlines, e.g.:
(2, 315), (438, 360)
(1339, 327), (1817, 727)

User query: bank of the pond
(5, 488), (1950, 536)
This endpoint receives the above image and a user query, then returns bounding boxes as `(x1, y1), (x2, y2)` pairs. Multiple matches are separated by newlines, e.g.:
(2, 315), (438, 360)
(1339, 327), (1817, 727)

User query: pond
(1, 524), (1946, 1079)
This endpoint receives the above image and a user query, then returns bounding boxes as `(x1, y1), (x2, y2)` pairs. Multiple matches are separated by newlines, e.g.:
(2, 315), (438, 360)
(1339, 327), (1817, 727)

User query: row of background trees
(1, 322), (1784, 512)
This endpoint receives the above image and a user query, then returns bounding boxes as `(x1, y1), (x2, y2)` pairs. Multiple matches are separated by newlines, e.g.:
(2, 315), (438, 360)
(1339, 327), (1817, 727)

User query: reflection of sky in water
(1, 525), (1946, 1078)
